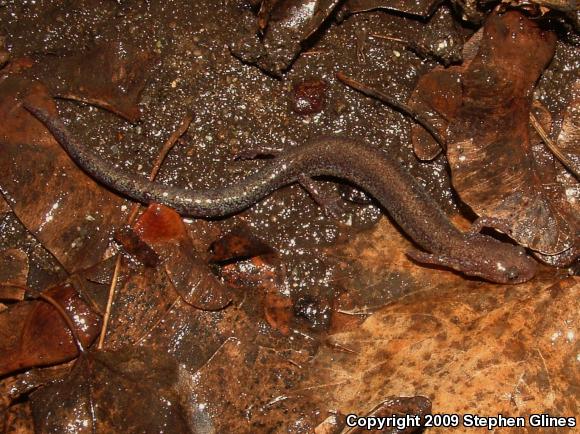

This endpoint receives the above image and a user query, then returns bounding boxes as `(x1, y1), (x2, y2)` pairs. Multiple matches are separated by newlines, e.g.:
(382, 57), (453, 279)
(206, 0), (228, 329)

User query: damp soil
(1, 1), (576, 297)
(0, 0), (578, 290)
(0, 0), (472, 296)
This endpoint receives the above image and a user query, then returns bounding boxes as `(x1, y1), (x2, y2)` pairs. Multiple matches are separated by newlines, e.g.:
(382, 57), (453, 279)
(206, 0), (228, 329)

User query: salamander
(25, 104), (538, 284)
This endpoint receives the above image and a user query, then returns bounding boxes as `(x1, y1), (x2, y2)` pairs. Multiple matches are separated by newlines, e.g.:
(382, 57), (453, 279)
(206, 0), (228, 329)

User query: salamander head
(409, 234), (537, 284)
(460, 235), (538, 284)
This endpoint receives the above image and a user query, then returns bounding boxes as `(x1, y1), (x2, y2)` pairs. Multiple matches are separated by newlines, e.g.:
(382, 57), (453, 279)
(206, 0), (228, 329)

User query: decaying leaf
(447, 11), (576, 259)
(1, 2), (578, 432)
(176, 336), (316, 433)
(134, 204), (232, 310)
(303, 276), (578, 428)
(38, 39), (156, 122)
(208, 223), (277, 262)
(104, 205), (233, 349)
(230, 0), (342, 76)
(0, 35), (9, 69)
(211, 225), (296, 335)
(0, 248), (28, 301)
(555, 79), (580, 176)
(0, 195), (10, 215)
(408, 11), (578, 262)
(0, 284), (101, 376)
(407, 67), (462, 160)
(338, 0), (444, 20)
(30, 347), (192, 434)
(0, 363), (74, 411)
(0, 76), (128, 272)
(1, 401), (34, 434)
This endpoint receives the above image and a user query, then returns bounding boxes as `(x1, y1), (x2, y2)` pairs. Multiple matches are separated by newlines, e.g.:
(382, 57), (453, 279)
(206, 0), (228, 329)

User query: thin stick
(301, 50), (326, 56)
(530, 112), (579, 180)
(55, 94), (140, 124)
(336, 72), (446, 148)
(369, 33), (407, 44)
(97, 253), (121, 349)
(126, 112), (194, 224)
(98, 112), (194, 349)
(149, 113), (195, 182)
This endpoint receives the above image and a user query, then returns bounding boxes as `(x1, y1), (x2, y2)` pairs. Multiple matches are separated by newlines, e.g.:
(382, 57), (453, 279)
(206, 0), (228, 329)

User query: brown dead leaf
(303, 276), (578, 432)
(0, 284), (101, 376)
(0, 363), (74, 411)
(230, 0), (342, 76)
(264, 291), (294, 336)
(556, 78), (580, 176)
(178, 336), (317, 433)
(30, 347), (192, 433)
(407, 68), (462, 160)
(103, 205), (233, 348)
(409, 11), (578, 261)
(134, 204), (232, 310)
(39, 39), (156, 122)
(0, 248), (28, 301)
(446, 11), (577, 258)
(101, 255), (177, 350)
(208, 223), (277, 262)
(2, 401), (34, 434)
(0, 195), (10, 215)
(340, 0), (444, 19)
(0, 76), (128, 273)
(212, 225), (295, 335)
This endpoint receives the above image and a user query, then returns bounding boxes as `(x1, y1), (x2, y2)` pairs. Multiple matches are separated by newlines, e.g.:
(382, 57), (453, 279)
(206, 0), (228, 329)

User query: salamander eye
(506, 267), (519, 281)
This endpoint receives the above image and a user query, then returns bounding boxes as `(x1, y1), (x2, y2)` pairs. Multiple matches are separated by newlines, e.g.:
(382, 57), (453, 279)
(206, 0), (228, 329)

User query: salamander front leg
(469, 216), (514, 237)
(235, 148), (347, 219)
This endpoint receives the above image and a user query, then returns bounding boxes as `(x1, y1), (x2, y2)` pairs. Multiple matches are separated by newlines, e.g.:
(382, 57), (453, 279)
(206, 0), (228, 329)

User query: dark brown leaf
(39, 40), (156, 122)
(409, 11), (578, 261)
(0, 284), (101, 376)
(0, 76), (128, 273)
(0, 363), (74, 411)
(208, 223), (276, 262)
(0, 195), (10, 215)
(210, 226), (296, 335)
(230, 0), (342, 76)
(101, 257), (176, 350)
(30, 347), (192, 434)
(133, 204), (232, 310)
(339, 0), (444, 19)
(0, 248), (28, 301)
(407, 68), (462, 160)
(556, 79), (580, 176)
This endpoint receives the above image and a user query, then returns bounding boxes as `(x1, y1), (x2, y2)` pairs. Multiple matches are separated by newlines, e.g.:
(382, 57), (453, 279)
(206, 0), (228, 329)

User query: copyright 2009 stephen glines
(345, 413), (577, 430)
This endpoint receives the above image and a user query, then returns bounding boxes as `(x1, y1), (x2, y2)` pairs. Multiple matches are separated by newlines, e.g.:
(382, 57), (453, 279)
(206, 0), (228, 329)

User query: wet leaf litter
(0, 1), (578, 433)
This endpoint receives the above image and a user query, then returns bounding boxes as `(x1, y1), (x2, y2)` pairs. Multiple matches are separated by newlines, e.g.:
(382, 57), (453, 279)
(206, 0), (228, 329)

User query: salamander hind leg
(298, 174), (347, 220)
(233, 147), (283, 160)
